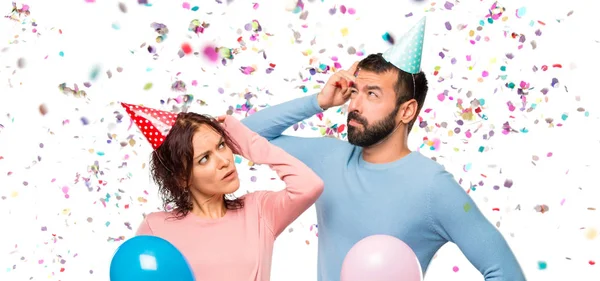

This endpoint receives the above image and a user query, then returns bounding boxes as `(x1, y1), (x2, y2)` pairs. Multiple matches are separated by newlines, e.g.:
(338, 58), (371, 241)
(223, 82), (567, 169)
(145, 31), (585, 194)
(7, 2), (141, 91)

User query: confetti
(203, 45), (219, 62)
(181, 43), (193, 55)
(538, 261), (547, 270)
(1, 1), (596, 279)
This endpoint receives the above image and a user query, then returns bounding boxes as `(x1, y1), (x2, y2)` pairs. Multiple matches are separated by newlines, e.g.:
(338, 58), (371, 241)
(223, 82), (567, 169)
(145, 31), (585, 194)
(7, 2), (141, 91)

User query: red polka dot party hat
(120, 102), (179, 150)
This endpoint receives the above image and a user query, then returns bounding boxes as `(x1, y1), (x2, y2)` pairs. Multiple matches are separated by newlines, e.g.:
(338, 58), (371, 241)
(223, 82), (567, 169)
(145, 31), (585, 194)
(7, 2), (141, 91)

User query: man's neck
(361, 132), (412, 164)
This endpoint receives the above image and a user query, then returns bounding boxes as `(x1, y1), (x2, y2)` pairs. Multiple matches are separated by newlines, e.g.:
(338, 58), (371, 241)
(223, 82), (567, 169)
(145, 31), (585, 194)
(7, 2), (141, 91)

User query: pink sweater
(135, 116), (324, 281)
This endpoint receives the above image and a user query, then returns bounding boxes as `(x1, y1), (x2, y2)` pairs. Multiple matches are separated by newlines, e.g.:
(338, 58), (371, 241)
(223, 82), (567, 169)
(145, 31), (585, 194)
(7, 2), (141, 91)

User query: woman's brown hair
(150, 112), (244, 219)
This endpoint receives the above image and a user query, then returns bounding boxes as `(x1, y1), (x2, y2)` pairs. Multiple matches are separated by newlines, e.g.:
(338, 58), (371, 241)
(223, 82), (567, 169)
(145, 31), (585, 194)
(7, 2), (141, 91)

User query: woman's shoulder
(239, 190), (270, 201)
(143, 210), (181, 223)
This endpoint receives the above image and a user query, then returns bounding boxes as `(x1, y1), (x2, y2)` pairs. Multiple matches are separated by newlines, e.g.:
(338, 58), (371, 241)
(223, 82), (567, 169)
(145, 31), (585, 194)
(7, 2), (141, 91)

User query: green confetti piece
(463, 203), (472, 212)
(234, 155), (242, 164)
(90, 65), (100, 80)
(143, 83), (153, 90)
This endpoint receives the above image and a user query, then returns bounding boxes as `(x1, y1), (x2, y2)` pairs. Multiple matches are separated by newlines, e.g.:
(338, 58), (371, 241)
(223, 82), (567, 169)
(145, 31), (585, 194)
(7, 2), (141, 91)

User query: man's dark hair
(356, 53), (429, 133)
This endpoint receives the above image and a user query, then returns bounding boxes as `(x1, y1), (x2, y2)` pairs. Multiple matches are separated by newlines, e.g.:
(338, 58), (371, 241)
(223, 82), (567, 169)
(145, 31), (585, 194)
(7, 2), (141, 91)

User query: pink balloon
(341, 235), (423, 281)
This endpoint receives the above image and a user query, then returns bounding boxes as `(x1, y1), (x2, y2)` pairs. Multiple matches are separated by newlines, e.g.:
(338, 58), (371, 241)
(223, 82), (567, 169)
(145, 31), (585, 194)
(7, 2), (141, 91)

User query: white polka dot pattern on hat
(120, 102), (178, 149)
(381, 16), (426, 74)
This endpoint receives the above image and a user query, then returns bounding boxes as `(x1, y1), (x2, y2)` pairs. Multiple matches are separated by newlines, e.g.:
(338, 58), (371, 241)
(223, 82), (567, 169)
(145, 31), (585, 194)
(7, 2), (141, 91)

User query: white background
(1, 0), (599, 280)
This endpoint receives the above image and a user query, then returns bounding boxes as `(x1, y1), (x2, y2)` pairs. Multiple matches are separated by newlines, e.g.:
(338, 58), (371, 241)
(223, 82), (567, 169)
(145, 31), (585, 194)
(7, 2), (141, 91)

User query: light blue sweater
(241, 94), (526, 281)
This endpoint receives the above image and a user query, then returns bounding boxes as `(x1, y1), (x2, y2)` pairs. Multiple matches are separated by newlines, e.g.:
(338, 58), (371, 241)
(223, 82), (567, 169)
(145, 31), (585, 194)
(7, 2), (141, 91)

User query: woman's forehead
(192, 125), (222, 148)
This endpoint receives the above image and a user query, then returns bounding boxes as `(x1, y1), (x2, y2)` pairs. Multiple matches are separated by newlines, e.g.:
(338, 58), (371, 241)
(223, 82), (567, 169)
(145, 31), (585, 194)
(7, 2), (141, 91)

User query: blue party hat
(382, 17), (426, 74)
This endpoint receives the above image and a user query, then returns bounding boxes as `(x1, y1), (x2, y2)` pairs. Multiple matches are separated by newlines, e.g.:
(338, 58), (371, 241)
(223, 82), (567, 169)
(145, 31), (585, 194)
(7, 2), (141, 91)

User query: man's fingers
(347, 61), (360, 76)
(342, 87), (353, 100)
(337, 71), (356, 80)
(338, 77), (349, 91)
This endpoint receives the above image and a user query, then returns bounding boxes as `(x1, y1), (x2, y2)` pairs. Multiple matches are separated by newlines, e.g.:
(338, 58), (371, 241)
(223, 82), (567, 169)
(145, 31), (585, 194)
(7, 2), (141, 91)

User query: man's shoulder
(408, 151), (447, 174)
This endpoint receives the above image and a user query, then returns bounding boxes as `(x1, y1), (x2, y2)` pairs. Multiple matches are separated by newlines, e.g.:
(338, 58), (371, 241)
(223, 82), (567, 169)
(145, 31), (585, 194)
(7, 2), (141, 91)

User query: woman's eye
(219, 142), (226, 149)
(199, 156), (208, 164)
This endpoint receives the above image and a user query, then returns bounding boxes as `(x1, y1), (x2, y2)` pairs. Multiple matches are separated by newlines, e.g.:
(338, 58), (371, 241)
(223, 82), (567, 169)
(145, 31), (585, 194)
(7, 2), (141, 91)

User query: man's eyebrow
(362, 85), (383, 92)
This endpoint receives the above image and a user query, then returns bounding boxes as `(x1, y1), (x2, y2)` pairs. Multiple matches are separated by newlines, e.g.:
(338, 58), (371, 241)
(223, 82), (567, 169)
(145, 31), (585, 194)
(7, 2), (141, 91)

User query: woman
(122, 102), (324, 281)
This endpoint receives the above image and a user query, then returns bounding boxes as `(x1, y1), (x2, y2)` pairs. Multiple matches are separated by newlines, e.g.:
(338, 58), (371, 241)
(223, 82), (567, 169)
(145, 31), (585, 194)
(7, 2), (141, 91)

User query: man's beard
(347, 106), (400, 147)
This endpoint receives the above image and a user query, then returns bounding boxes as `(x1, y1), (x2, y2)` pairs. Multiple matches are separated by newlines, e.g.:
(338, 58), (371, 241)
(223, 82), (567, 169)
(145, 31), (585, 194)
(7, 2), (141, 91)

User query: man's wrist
(316, 93), (328, 111)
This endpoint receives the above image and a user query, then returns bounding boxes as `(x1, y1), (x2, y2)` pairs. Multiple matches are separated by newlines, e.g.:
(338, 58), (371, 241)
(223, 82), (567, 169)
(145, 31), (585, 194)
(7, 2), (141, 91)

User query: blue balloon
(110, 235), (195, 281)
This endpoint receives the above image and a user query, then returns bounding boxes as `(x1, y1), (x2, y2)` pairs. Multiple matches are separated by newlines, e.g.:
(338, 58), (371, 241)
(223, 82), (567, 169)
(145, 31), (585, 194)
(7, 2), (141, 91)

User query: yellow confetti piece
(490, 58), (497, 64)
(88, 148), (95, 153)
(62, 208), (71, 215)
(340, 27), (349, 37)
(137, 197), (147, 203)
(469, 30), (475, 37)
(463, 203), (472, 212)
(319, 127), (326, 135)
(143, 83), (153, 90)
(585, 228), (598, 240)
(10, 191), (18, 198)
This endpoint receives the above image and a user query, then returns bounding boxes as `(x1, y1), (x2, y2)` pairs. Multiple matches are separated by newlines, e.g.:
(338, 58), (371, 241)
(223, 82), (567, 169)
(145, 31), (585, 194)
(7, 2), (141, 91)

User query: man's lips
(348, 119), (362, 127)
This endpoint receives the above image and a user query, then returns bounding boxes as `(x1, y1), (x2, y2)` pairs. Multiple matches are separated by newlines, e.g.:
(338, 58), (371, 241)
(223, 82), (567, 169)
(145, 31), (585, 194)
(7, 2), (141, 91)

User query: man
(241, 17), (526, 281)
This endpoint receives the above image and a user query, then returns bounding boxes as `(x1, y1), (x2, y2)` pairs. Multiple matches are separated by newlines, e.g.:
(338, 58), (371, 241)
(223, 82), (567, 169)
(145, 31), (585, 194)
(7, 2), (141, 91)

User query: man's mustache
(347, 112), (367, 126)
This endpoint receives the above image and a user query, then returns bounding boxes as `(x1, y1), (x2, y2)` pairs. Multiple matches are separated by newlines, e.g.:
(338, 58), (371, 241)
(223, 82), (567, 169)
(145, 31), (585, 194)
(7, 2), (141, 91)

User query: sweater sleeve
(240, 93), (344, 172)
(223, 116), (325, 237)
(427, 171), (527, 281)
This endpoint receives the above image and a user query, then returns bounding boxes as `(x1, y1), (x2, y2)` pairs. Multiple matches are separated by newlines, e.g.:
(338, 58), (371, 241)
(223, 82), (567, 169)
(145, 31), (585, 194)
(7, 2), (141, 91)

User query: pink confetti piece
(182, 2), (190, 9)
(203, 45), (219, 62)
(340, 5), (347, 14)
(437, 93), (445, 101)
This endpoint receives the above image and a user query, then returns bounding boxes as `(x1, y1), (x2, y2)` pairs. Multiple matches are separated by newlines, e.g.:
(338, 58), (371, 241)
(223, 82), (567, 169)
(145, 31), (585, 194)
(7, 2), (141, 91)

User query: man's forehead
(354, 70), (396, 89)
